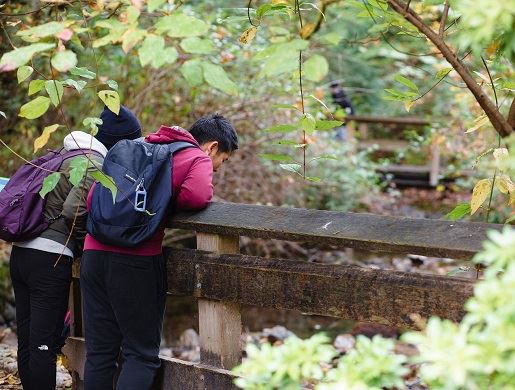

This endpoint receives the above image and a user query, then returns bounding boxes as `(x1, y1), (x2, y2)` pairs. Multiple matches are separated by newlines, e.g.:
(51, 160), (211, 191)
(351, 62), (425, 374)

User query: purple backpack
(0, 149), (85, 242)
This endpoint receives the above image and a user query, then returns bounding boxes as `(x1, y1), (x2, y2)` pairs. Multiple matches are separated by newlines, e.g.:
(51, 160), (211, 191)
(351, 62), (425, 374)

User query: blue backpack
(86, 139), (196, 247)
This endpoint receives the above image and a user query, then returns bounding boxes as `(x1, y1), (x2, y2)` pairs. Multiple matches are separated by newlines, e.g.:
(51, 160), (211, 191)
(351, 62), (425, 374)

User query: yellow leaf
(404, 100), (415, 112)
(299, 23), (316, 39)
(495, 176), (510, 194)
(493, 147), (509, 170)
(239, 26), (257, 44)
(98, 90), (120, 114)
(34, 124), (60, 153)
(465, 114), (490, 133)
(471, 179), (492, 215)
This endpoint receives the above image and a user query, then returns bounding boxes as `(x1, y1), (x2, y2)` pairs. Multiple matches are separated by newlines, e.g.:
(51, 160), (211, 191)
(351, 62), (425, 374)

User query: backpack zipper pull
(134, 179), (147, 212)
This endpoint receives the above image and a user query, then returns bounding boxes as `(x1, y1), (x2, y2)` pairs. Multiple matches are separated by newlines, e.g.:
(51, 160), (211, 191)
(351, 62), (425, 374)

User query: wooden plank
(359, 139), (409, 152)
(378, 164), (431, 175)
(168, 249), (475, 328)
(63, 337), (86, 381)
(62, 337), (238, 390)
(154, 357), (238, 390)
(347, 115), (430, 126)
(170, 202), (501, 259)
(196, 234), (242, 370)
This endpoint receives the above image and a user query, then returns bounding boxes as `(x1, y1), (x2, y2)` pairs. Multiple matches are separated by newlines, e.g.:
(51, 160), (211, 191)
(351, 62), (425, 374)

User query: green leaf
(319, 32), (342, 45)
(202, 62), (238, 95)
(180, 60), (204, 87)
(272, 139), (304, 146)
(299, 113), (316, 134)
(98, 90), (120, 115)
(306, 176), (322, 182)
(435, 67), (453, 80)
(394, 74), (419, 92)
(17, 66), (33, 83)
(303, 54), (329, 82)
(155, 14), (209, 37)
(70, 66), (96, 79)
(506, 214), (515, 224)
(34, 124), (60, 153)
(258, 50), (298, 78)
(51, 50), (78, 72)
(93, 19), (127, 48)
(265, 124), (297, 133)
(180, 37), (216, 54)
(107, 79), (118, 90)
(138, 35), (163, 67)
(0, 43), (55, 72)
(19, 96), (51, 119)
(83, 117), (103, 135)
(28, 79), (45, 96)
(69, 156), (89, 186)
(256, 4), (273, 18)
(157, 47), (179, 68)
(315, 120), (343, 130)
(126, 6), (140, 24)
(63, 79), (86, 93)
(310, 154), (338, 162)
(45, 80), (64, 107)
(260, 153), (292, 162)
(138, 35), (178, 68)
(39, 172), (61, 198)
(279, 163), (302, 173)
(90, 170), (117, 203)
(148, 0), (166, 12)
(17, 22), (64, 39)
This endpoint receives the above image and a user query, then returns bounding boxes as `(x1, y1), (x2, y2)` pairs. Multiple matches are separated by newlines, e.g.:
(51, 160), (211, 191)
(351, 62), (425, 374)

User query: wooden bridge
(63, 202), (500, 389)
(346, 116), (441, 187)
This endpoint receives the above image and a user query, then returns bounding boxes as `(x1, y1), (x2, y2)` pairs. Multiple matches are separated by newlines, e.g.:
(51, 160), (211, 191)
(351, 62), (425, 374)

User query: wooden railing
(63, 202), (501, 389)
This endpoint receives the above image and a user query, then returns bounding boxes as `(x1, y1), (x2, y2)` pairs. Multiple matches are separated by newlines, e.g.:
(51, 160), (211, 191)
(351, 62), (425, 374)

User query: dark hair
(189, 114), (239, 153)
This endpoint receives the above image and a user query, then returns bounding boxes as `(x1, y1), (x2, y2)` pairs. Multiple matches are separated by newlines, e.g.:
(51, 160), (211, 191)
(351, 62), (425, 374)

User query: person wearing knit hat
(95, 105), (142, 150)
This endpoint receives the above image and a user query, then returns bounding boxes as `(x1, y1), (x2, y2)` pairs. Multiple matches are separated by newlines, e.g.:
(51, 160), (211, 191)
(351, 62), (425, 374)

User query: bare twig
(0, 138), (56, 173)
(481, 56), (499, 108)
(247, 0), (258, 27)
(438, 1), (449, 38)
(0, 3), (51, 17)
(295, 0), (307, 179)
(361, 1), (435, 57)
(0, 20), (17, 49)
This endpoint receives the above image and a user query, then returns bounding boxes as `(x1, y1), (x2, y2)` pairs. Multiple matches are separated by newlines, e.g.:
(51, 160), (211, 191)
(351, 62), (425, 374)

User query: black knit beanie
(95, 105), (142, 149)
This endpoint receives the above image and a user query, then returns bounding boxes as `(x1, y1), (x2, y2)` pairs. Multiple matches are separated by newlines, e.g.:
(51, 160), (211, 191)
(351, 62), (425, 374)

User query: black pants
(80, 250), (167, 390)
(9, 246), (72, 390)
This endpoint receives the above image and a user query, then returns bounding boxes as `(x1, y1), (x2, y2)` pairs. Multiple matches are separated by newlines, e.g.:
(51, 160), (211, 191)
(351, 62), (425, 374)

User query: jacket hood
(145, 125), (200, 146)
(64, 131), (108, 157)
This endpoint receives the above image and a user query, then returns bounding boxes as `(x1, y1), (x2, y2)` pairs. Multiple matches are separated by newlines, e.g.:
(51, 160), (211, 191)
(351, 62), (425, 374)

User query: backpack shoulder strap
(167, 141), (197, 155)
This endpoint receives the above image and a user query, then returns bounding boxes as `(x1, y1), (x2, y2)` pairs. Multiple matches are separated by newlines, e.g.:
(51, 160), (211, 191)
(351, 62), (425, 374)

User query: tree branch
(304, 0), (341, 38)
(386, 0), (513, 137)
(509, 98), (515, 130)
(439, 1), (449, 38)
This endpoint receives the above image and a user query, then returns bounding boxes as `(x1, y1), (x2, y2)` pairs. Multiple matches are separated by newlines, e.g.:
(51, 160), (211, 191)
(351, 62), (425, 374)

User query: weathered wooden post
(196, 233), (242, 370)
(429, 142), (440, 187)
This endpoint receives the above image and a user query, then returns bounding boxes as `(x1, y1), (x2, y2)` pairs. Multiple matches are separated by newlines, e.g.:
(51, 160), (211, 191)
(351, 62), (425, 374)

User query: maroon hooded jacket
(84, 126), (214, 256)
